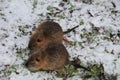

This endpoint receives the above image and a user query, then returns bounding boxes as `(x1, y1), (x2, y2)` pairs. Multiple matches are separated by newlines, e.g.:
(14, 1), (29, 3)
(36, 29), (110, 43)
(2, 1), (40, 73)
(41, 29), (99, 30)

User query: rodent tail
(69, 58), (90, 71)
(63, 25), (79, 34)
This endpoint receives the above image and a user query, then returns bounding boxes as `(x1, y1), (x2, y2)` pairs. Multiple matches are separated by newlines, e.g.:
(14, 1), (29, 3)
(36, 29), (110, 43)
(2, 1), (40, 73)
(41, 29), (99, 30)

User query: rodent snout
(24, 60), (29, 68)
(24, 60), (34, 71)
(28, 43), (35, 50)
(28, 46), (34, 50)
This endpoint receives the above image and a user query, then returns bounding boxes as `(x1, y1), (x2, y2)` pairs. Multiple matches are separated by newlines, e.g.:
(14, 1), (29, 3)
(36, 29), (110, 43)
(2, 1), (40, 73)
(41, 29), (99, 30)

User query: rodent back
(37, 21), (63, 37)
(45, 42), (69, 64)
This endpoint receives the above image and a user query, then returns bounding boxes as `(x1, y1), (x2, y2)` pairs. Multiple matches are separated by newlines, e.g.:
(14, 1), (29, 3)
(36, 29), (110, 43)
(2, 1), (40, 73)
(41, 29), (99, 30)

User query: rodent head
(28, 21), (64, 51)
(26, 42), (69, 71)
(25, 49), (46, 71)
(28, 30), (49, 50)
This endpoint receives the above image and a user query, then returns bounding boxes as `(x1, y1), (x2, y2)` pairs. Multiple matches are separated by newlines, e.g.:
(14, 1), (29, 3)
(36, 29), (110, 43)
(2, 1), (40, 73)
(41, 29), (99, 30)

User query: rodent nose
(25, 61), (29, 68)
(28, 42), (33, 49)
(28, 45), (34, 50)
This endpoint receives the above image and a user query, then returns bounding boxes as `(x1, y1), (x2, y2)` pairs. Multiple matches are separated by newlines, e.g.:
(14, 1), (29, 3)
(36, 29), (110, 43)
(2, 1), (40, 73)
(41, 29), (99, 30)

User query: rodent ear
(43, 31), (49, 37)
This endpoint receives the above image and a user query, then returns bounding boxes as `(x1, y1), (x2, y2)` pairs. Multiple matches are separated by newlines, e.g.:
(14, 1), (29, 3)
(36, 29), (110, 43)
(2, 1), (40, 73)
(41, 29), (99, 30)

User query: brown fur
(28, 21), (64, 50)
(25, 42), (69, 72)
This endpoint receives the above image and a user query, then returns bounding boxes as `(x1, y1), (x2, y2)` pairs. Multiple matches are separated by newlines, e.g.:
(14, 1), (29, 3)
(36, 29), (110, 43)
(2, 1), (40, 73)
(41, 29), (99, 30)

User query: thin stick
(63, 25), (79, 34)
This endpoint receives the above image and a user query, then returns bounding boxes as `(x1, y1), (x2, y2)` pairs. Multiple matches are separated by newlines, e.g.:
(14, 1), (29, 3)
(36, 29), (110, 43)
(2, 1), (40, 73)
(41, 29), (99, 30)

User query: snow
(0, 0), (120, 80)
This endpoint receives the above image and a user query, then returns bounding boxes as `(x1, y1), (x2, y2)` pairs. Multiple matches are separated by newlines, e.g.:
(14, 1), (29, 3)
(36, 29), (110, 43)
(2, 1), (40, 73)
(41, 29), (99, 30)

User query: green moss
(47, 6), (54, 13)
(56, 15), (65, 19)
(111, 10), (118, 14)
(65, 64), (79, 76)
(69, 4), (75, 11)
(78, 42), (82, 47)
(4, 65), (19, 75)
(86, 64), (102, 77)
(72, 41), (77, 46)
(33, 0), (38, 9)
(95, 2), (99, 6)
(80, 34), (85, 38)
(80, 20), (84, 25)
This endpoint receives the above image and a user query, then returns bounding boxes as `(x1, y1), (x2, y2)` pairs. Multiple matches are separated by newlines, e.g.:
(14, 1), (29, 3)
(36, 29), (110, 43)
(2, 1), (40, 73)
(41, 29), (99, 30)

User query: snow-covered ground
(0, 0), (120, 80)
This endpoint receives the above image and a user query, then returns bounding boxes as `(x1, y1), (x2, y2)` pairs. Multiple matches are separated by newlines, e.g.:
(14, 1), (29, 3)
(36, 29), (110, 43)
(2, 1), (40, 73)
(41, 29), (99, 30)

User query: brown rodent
(28, 21), (64, 50)
(25, 42), (69, 72)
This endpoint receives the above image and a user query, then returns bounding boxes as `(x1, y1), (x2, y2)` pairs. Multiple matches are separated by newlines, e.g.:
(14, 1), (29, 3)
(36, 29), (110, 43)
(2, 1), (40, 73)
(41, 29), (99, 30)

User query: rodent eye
(35, 58), (40, 62)
(37, 39), (42, 42)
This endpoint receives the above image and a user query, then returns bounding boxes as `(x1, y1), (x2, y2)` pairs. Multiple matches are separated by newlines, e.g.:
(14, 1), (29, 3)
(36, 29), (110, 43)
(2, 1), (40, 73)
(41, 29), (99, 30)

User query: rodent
(28, 21), (64, 50)
(28, 21), (79, 51)
(25, 42), (69, 72)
